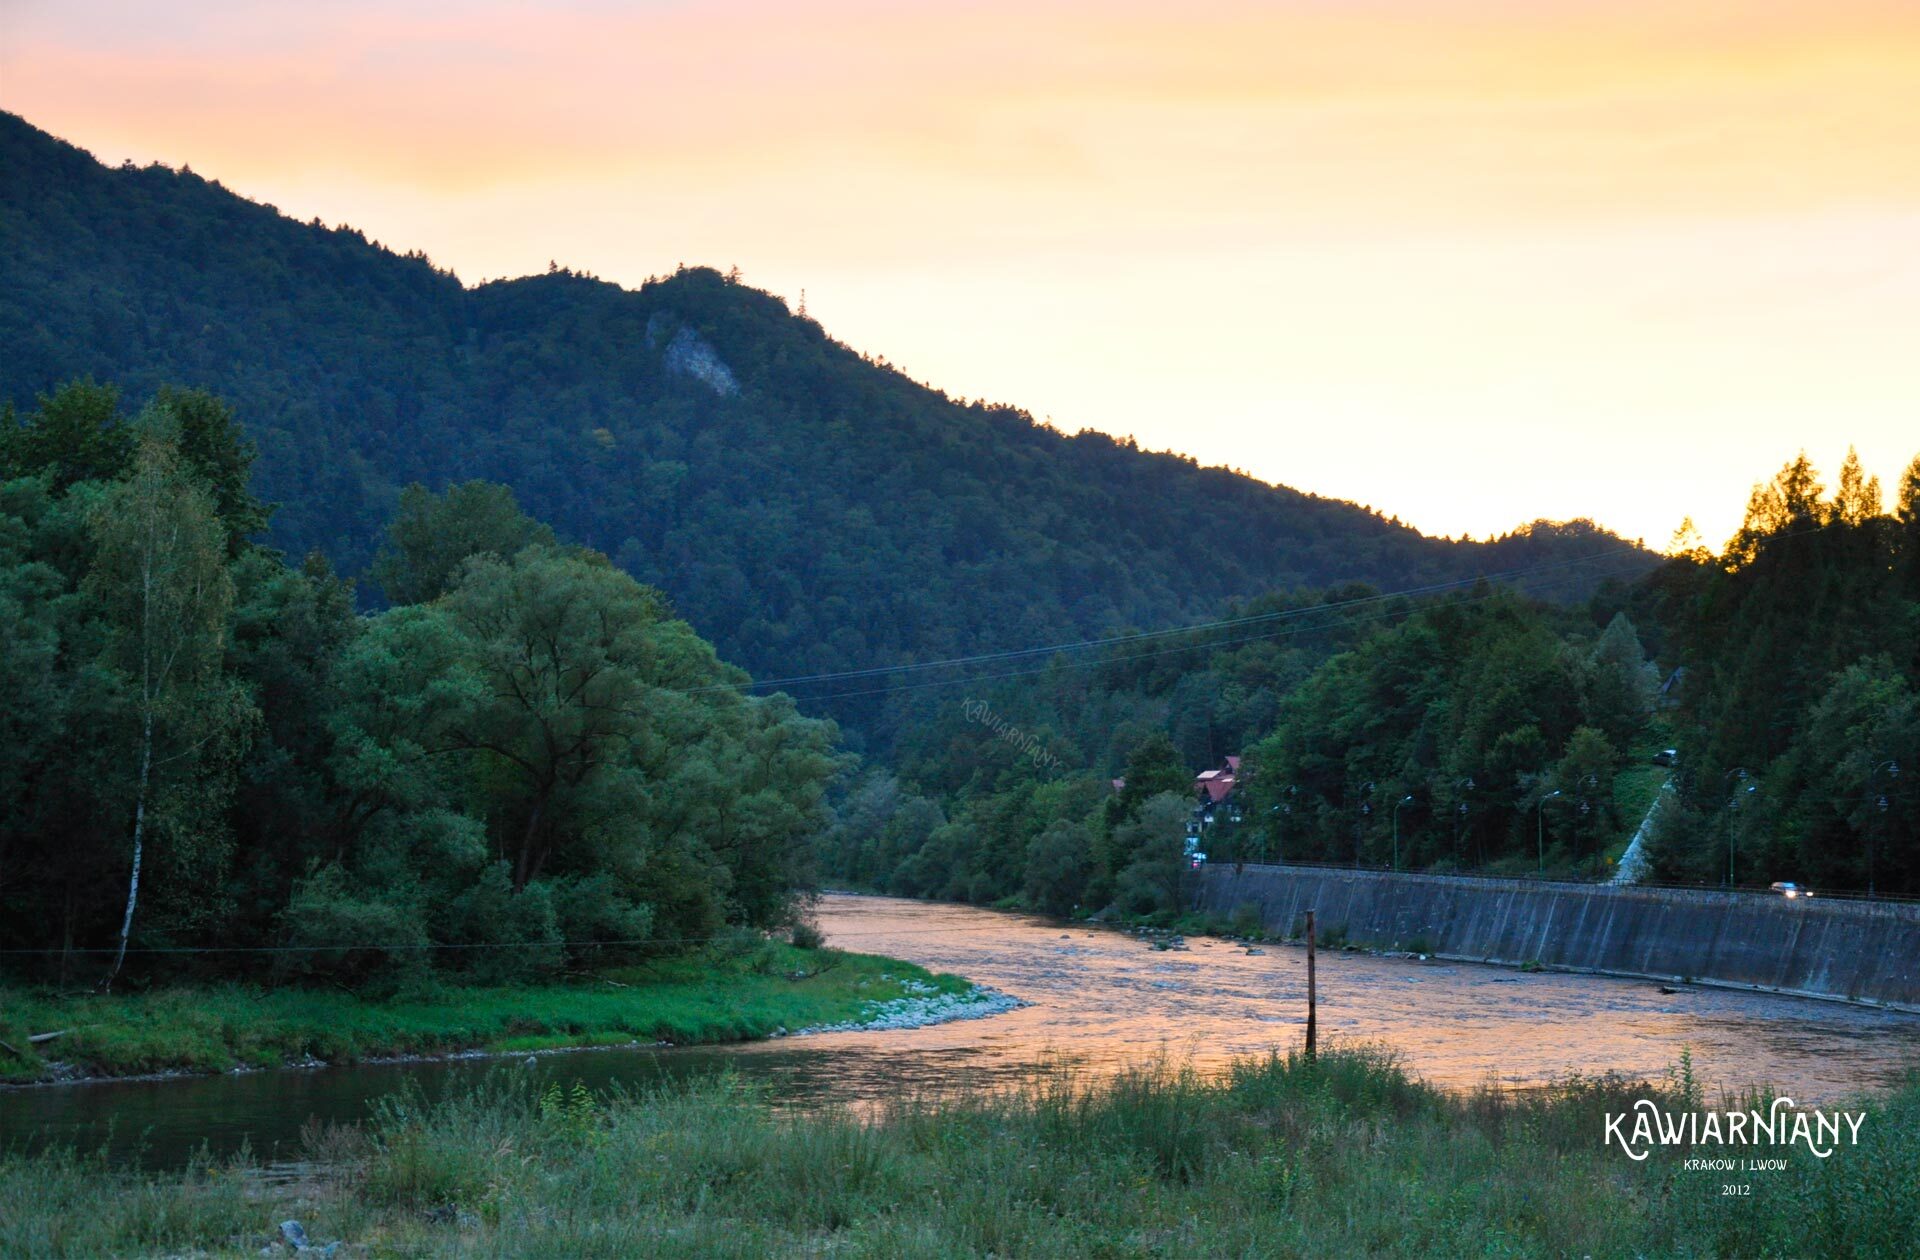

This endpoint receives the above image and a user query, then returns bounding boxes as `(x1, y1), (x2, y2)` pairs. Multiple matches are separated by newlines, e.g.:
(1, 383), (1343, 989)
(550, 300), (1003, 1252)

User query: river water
(6, 893), (1919, 1170)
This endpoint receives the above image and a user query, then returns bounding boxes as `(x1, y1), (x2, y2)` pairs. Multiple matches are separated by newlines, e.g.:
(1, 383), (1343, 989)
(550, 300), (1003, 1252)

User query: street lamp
(1453, 776), (1476, 868)
(1723, 768), (1755, 886)
(1392, 794), (1415, 871)
(1264, 786), (1297, 865)
(1353, 781), (1375, 868)
(1868, 760), (1900, 897)
(1572, 773), (1599, 872)
(1537, 790), (1562, 875)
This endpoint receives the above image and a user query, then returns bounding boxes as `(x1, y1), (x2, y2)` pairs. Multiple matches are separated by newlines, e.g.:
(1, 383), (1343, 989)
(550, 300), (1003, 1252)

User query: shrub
(551, 872), (655, 966)
(443, 863), (561, 984)
(277, 865), (430, 988)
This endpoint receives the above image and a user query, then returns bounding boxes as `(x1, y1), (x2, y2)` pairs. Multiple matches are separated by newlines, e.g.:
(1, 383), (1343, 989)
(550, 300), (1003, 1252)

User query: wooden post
(1304, 907), (1317, 1061)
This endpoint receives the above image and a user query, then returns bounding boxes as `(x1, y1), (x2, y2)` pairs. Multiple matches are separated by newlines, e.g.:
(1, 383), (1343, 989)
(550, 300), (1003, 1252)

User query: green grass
(1604, 717), (1677, 867)
(4, 1045), (1914, 1257)
(1608, 763), (1669, 858)
(0, 943), (970, 1083)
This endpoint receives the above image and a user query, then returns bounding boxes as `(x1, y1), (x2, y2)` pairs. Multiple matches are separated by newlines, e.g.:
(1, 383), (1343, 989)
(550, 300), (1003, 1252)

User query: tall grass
(5, 1045), (1915, 1257)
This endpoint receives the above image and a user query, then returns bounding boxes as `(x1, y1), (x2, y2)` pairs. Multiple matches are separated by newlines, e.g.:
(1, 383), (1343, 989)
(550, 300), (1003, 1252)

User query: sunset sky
(5, 0), (1918, 548)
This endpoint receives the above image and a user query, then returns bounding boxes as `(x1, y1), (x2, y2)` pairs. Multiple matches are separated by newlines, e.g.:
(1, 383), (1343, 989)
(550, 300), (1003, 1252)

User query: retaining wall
(1197, 865), (1920, 1010)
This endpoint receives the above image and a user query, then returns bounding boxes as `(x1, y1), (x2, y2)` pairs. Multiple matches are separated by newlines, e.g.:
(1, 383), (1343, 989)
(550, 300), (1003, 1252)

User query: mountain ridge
(0, 111), (1652, 725)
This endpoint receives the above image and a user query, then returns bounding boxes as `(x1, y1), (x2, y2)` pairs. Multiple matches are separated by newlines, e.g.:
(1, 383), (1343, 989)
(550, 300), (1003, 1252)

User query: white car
(1770, 881), (1813, 899)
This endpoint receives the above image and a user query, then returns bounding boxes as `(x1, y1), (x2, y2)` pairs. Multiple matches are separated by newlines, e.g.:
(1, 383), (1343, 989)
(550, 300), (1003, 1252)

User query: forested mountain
(4, 111), (1916, 946)
(1, 111), (1649, 752)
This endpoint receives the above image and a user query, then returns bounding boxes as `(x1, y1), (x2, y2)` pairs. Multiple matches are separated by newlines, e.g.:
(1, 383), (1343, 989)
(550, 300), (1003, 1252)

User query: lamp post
(1353, 781), (1375, 868)
(1868, 760), (1900, 897)
(1264, 786), (1296, 865)
(1393, 794), (1415, 871)
(1537, 790), (1562, 875)
(1453, 776), (1476, 868)
(1572, 773), (1599, 872)
(1723, 768), (1754, 887)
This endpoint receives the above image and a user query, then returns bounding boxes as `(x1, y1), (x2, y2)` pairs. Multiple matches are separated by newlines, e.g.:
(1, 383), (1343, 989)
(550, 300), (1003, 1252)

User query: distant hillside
(0, 112), (1652, 733)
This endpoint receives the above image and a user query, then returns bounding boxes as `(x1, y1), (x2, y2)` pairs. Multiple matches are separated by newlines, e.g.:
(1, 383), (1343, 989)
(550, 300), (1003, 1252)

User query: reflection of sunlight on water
(7, 892), (1918, 1172)
(802, 894), (1920, 1105)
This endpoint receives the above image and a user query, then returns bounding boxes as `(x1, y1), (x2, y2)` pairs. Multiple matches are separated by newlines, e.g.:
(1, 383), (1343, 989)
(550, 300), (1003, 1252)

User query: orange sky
(5, 0), (1918, 547)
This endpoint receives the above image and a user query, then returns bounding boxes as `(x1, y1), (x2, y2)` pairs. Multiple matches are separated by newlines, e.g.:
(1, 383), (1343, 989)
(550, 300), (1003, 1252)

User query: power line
(697, 514), (1874, 703)
(767, 553), (1656, 704)
(683, 516), (1863, 707)
(689, 534), (1664, 697)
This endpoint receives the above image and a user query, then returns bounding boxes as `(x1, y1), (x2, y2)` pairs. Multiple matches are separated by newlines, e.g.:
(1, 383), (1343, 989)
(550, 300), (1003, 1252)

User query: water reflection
(5, 893), (1917, 1171)
(789, 895), (1920, 1104)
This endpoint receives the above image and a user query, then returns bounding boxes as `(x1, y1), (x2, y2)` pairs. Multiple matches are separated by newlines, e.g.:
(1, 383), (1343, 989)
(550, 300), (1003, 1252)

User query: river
(6, 893), (1918, 1171)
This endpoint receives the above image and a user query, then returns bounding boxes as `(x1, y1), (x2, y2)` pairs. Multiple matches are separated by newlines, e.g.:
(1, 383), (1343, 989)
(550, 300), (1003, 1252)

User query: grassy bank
(4, 1046), (1914, 1258)
(0, 942), (971, 1084)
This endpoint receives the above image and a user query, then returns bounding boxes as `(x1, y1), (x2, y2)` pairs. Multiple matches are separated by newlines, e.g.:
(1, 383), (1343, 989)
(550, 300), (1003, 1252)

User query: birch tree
(86, 432), (237, 987)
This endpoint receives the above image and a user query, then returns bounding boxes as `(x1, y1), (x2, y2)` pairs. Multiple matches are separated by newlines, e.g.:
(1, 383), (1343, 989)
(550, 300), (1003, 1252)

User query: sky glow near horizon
(5, 0), (1919, 548)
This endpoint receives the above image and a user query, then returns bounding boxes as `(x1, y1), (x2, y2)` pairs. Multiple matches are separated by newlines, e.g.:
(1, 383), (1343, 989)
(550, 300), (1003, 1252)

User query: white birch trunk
(105, 498), (159, 992)
(106, 713), (152, 990)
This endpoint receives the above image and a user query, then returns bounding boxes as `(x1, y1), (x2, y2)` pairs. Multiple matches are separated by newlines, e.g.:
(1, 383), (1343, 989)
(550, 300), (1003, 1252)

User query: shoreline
(0, 981), (1027, 1094)
(0, 941), (1019, 1092)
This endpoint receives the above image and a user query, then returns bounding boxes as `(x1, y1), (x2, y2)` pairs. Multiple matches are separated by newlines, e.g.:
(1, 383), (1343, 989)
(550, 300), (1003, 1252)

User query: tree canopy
(0, 383), (838, 986)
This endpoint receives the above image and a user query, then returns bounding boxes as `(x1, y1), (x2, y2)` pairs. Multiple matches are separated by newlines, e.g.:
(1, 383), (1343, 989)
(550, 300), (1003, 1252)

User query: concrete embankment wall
(1198, 865), (1920, 1010)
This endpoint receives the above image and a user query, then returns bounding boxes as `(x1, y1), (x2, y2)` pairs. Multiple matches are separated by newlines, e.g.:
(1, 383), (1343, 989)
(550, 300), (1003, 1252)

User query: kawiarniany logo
(1605, 1098), (1866, 1162)
(960, 697), (1064, 775)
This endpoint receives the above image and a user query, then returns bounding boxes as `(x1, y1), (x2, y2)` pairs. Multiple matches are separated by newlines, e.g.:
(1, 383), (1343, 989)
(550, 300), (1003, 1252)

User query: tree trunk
(59, 881), (75, 987)
(513, 795), (547, 892)
(105, 711), (153, 991)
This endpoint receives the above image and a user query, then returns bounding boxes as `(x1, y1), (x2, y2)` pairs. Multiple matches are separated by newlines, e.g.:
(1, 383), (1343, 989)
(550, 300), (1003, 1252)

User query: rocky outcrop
(646, 312), (739, 395)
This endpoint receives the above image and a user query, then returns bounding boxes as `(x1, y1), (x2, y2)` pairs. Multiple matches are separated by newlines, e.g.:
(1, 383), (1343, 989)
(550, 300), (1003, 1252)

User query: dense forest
(0, 111), (1648, 756)
(813, 585), (1665, 917)
(0, 384), (837, 986)
(1640, 455), (1920, 895)
(816, 449), (1920, 911)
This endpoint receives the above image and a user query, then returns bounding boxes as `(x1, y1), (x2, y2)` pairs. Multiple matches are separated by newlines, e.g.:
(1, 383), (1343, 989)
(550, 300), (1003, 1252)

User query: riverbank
(0, 941), (989, 1086)
(4, 1045), (1914, 1258)
(1199, 863), (1920, 1011)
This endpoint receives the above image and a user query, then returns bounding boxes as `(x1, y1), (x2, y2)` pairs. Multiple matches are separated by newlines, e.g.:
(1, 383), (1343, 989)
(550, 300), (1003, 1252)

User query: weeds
(7, 1045), (1912, 1257)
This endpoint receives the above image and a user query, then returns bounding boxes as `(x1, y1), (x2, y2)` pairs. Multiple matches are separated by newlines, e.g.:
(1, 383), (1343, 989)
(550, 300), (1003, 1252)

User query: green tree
(322, 602), (485, 861)
(1023, 818), (1094, 916)
(1551, 726), (1617, 871)
(1799, 659), (1918, 894)
(1107, 732), (1188, 826)
(374, 481), (557, 605)
(442, 547), (673, 891)
(1580, 613), (1653, 746)
(0, 380), (132, 491)
(1111, 794), (1201, 917)
(86, 432), (250, 985)
(151, 386), (273, 552)
(0, 478), (68, 922)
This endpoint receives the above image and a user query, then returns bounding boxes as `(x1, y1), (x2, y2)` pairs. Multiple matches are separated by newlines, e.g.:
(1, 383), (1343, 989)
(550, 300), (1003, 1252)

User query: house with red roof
(1190, 756), (1245, 832)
